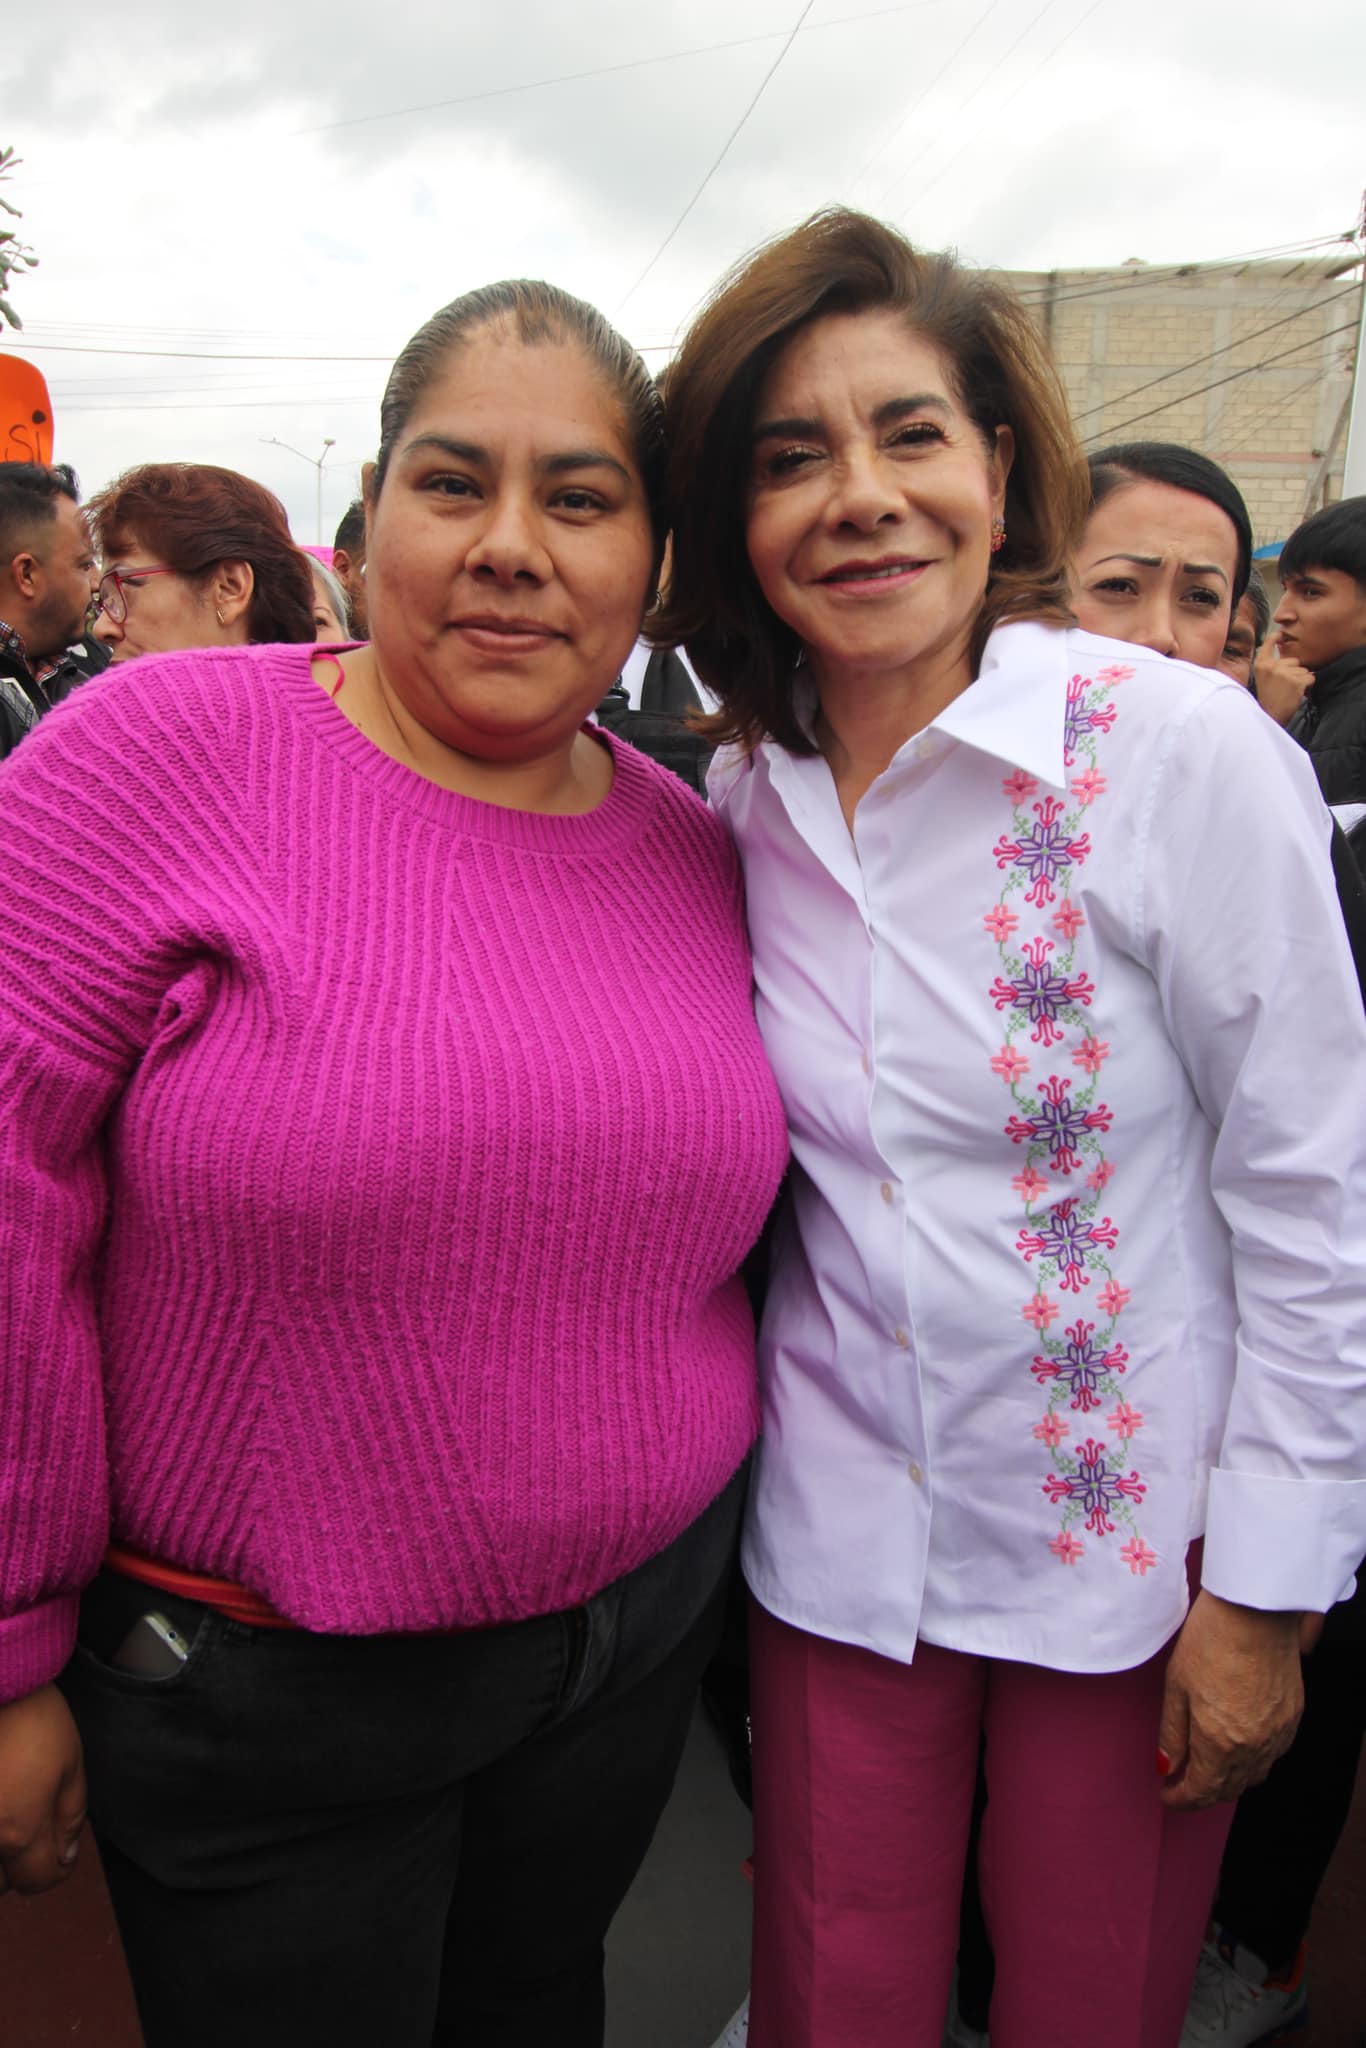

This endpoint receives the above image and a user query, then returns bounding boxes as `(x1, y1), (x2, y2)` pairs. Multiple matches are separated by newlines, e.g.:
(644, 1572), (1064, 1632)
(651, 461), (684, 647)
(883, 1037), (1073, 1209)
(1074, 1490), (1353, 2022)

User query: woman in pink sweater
(0, 282), (788, 2046)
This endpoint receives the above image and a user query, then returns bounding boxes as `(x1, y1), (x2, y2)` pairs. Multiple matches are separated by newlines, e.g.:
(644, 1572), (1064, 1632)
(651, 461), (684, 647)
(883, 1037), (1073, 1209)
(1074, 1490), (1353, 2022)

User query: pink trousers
(748, 1601), (1233, 2048)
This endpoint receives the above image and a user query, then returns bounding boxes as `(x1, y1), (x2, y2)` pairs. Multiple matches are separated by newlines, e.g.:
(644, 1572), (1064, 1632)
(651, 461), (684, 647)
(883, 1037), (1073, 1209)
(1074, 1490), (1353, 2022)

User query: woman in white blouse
(656, 209), (1366, 2048)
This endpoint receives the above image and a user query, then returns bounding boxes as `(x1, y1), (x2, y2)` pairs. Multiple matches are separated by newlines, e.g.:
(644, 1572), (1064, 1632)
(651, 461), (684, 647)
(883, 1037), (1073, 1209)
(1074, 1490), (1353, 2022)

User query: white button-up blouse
(713, 619), (1366, 1675)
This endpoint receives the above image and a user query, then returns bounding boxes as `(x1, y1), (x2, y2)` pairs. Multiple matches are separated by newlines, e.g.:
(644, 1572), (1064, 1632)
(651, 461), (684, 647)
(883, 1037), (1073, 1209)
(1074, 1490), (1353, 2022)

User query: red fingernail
(1156, 1748), (1172, 1776)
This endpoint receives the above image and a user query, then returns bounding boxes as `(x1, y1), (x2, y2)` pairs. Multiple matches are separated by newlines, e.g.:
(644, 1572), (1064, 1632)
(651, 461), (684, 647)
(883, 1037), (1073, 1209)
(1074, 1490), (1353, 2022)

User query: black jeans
(1211, 1567), (1366, 1973)
(60, 1465), (745, 2048)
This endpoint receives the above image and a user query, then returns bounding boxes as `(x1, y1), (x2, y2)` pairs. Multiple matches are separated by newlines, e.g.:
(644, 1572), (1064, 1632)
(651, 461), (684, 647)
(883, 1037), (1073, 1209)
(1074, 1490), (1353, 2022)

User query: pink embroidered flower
(1107, 1400), (1144, 1440)
(991, 1044), (1030, 1085)
(1053, 902), (1086, 942)
(1049, 1531), (1085, 1566)
(1120, 1537), (1158, 1577)
(1012, 1165), (1049, 1203)
(1095, 662), (1135, 684)
(1086, 1159), (1115, 1192)
(1072, 767), (1108, 807)
(1002, 769), (1038, 805)
(1034, 1413), (1070, 1448)
(1072, 1033), (1110, 1075)
(1097, 1280), (1131, 1316)
(1022, 1293), (1061, 1331)
(983, 903), (1019, 943)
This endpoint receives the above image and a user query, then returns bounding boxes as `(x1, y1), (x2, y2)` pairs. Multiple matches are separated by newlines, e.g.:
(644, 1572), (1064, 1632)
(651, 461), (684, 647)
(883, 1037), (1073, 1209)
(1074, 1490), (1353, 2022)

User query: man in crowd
(0, 462), (102, 759)
(331, 498), (368, 639)
(1254, 497), (1366, 761)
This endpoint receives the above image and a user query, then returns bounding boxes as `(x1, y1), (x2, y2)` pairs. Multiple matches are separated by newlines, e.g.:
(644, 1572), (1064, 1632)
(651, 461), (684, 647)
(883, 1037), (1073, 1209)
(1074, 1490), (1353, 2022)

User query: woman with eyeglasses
(90, 462), (315, 659)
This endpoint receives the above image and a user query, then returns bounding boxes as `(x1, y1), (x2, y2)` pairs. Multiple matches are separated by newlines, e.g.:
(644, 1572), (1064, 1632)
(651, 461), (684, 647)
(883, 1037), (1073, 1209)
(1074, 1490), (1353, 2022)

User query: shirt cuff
(0, 1596), (79, 1705)
(1202, 1469), (1366, 1613)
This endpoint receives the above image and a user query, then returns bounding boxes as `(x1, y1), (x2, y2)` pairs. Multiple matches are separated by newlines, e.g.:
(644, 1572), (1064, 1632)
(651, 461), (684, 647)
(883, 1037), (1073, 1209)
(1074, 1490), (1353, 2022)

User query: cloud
(6, 0), (1362, 540)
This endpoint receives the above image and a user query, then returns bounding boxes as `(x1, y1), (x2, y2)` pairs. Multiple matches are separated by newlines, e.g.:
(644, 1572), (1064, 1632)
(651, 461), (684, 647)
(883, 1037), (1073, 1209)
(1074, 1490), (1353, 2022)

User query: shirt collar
(0, 617), (30, 674)
(752, 619), (1131, 796)
(927, 618), (1069, 789)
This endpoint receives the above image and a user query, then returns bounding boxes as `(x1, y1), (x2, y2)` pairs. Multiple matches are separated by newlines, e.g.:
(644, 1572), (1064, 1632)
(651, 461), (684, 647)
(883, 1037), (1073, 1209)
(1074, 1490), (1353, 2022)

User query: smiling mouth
(818, 559), (929, 586)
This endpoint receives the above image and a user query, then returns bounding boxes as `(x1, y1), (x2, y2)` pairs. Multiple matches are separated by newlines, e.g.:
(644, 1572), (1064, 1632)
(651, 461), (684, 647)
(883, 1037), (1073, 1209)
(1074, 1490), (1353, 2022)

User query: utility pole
(1342, 188), (1366, 497)
(262, 436), (336, 544)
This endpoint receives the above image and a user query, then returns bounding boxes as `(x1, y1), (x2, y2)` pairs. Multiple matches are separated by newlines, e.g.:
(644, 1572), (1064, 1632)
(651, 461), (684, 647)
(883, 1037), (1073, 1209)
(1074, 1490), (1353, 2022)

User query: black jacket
(1288, 641), (1366, 804)
(0, 636), (109, 762)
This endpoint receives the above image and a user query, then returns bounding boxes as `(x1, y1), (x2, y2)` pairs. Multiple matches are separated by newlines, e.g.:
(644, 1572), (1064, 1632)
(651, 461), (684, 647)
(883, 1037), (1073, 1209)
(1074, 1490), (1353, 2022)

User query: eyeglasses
(95, 565), (178, 626)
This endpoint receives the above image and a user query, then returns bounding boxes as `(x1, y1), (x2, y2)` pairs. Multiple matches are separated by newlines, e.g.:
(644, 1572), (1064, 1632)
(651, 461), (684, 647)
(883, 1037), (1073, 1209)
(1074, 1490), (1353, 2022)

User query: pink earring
(989, 517), (1006, 555)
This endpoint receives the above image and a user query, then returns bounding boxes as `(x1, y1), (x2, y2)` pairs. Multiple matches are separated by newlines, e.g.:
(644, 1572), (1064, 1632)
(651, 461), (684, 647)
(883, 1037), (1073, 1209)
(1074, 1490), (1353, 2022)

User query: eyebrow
(751, 392), (953, 443)
(1090, 551), (1228, 582)
(402, 433), (630, 482)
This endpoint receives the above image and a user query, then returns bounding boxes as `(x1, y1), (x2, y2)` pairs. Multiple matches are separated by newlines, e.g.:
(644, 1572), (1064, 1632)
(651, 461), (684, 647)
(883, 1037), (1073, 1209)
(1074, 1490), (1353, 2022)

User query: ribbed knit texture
(0, 643), (788, 1698)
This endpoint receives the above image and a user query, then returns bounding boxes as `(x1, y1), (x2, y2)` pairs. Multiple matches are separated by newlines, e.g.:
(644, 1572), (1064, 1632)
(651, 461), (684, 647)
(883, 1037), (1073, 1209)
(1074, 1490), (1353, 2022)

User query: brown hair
(371, 280), (666, 564)
(655, 208), (1089, 753)
(89, 464), (314, 644)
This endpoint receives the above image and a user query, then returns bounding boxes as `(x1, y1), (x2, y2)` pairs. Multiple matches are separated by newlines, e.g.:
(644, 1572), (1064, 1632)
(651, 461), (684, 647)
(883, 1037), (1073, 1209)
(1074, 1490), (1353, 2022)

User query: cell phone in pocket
(112, 1610), (192, 1676)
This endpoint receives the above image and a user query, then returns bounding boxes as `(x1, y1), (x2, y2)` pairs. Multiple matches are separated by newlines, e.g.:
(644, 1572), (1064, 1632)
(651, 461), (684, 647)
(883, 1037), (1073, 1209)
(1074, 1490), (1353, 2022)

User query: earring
(990, 517), (1007, 555)
(215, 608), (225, 625)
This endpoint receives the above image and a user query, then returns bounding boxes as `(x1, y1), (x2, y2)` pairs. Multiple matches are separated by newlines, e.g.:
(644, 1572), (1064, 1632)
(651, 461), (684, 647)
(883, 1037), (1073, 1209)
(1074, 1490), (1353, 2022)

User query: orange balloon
(0, 354), (54, 465)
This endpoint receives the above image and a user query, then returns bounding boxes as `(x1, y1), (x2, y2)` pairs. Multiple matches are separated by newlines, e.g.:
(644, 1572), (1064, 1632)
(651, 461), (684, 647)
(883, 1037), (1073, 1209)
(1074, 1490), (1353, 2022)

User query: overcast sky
(8, 0), (1364, 543)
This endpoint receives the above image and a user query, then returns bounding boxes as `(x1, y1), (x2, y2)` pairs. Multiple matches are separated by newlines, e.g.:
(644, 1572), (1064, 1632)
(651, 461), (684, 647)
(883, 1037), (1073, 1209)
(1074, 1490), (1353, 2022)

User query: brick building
(994, 252), (1363, 551)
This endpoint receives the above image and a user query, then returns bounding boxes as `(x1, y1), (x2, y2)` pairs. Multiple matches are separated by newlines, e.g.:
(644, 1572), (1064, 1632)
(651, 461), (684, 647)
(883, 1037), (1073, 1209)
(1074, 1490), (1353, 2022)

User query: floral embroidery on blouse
(985, 663), (1155, 1576)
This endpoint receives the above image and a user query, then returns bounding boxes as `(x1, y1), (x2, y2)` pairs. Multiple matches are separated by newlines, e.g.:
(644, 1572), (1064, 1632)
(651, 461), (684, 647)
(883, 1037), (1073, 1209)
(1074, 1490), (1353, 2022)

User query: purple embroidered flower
(1034, 1412), (1070, 1448)
(1107, 1400), (1144, 1440)
(993, 796), (1092, 908)
(990, 936), (1096, 1049)
(1005, 1074), (1113, 1175)
(1022, 1293), (1061, 1331)
(1050, 1531), (1085, 1565)
(1064, 674), (1120, 766)
(1017, 1199), (1119, 1293)
(1042, 1437), (1145, 1536)
(1121, 1537), (1158, 1576)
(1031, 1317), (1129, 1412)
(983, 903), (1020, 943)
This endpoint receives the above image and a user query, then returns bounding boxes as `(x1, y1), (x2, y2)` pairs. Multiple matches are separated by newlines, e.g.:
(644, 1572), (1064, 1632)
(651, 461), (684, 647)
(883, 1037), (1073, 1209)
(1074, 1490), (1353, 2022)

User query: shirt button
(894, 1327), (909, 1349)
(880, 1181), (894, 1205)
(907, 1461), (924, 1486)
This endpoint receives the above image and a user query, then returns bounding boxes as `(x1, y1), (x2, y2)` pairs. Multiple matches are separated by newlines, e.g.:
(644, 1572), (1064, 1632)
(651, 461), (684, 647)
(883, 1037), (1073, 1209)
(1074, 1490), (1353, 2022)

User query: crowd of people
(0, 207), (1363, 2048)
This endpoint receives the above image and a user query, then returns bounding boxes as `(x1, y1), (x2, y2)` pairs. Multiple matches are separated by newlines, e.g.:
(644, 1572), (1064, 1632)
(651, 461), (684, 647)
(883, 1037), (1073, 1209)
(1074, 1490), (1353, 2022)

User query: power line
(297, 2), (948, 139)
(894, 0), (1109, 216)
(1071, 286), (1358, 426)
(1212, 369), (1326, 461)
(870, 0), (1065, 215)
(616, 0), (818, 316)
(846, 0), (1005, 202)
(1081, 319), (1360, 444)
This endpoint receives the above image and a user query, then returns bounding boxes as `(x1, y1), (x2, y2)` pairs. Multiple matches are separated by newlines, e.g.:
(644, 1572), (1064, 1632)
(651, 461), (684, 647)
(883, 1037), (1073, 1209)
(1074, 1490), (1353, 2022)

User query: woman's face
(364, 324), (655, 760)
(1217, 590), (1261, 687)
(744, 309), (1011, 694)
(93, 539), (224, 664)
(309, 570), (347, 641)
(1071, 480), (1237, 669)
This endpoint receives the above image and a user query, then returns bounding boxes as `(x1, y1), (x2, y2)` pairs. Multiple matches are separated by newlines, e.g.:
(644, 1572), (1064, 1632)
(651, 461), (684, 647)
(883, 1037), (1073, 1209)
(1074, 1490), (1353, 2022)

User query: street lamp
(262, 436), (336, 545)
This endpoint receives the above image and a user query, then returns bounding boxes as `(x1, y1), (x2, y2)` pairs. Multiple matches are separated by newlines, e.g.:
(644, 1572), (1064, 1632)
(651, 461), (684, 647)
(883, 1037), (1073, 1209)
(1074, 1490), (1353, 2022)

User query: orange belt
(103, 1542), (298, 1631)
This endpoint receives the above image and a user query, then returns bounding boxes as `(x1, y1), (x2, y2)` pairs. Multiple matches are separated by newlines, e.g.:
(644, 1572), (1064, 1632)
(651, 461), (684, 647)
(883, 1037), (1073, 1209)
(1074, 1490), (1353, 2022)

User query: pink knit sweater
(0, 643), (788, 1701)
